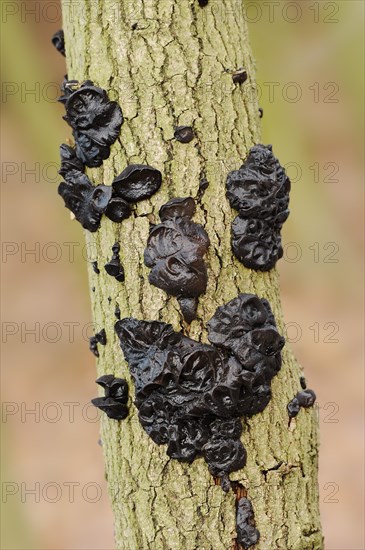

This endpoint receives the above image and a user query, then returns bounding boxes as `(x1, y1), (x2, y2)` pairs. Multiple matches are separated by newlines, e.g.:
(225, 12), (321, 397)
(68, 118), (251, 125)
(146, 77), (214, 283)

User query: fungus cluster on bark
(226, 144), (291, 271)
(89, 328), (107, 358)
(114, 293), (284, 484)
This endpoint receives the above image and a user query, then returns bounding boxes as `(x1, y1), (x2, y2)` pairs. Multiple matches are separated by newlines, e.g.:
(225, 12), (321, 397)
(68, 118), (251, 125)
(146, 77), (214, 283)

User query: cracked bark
(61, 1), (323, 548)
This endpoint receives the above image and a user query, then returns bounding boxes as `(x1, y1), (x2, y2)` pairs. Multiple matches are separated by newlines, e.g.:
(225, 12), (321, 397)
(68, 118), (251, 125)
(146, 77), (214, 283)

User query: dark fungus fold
(226, 144), (291, 271)
(59, 79), (123, 167)
(91, 375), (129, 420)
(114, 294), (284, 483)
(144, 197), (210, 322)
(236, 497), (260, 548)
(51, 29), (65, 56)
(112, 164), (162, 202)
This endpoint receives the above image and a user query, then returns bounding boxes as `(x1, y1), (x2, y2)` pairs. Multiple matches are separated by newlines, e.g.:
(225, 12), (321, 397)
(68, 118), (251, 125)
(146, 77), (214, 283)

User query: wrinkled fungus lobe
(236, 497), (260, 549)
(226, 144), (291, 271)
(144, 197), (210, 322)
(115, 293), (284, 481)
(51, 29), (65, 56)
(91, 375), (129, 420)
(112, 164), (162, 202)
(288, 389), (316, 418)
(60, 80), (123, 167)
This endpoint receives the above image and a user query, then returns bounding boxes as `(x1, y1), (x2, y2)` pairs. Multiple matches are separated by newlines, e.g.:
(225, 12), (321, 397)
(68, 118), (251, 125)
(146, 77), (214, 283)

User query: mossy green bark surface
(61, 1), (323, 548)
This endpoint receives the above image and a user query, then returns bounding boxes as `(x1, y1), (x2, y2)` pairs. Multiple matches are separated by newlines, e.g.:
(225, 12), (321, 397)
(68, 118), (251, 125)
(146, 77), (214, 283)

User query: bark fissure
(61, 1), (323, 548)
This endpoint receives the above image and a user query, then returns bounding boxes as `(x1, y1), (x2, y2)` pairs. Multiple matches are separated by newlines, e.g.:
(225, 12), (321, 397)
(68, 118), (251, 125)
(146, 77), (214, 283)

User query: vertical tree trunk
(61, 1), (323, 548)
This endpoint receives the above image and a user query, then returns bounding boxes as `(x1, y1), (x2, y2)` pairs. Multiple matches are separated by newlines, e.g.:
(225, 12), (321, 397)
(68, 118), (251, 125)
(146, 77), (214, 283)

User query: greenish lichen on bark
(61, 1), (323, 548)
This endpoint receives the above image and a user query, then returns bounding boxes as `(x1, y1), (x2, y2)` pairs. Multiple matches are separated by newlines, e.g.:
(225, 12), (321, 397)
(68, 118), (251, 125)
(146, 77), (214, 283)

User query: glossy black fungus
(226, 144), (291, 271)
(112, 164), (162, 203)
(288, 389), (316, 418)
(61, 80), (123, 167)
(91, 375), (129, 420)
(115, 303), (121, 320)
(198, 0), (209, 6)
(300, 376), (307, 389)
(259, 107), (263, 118)
(58, 169), (112, 232)
(51, 29), (65, 56)
(92, 261), (100, 274)
(174, 126), (195, 144)
(95, 328), (107, 346)
(104, 243), (125, 282)
(144, 197), (210, 322)
(115, 297), (283, 479)
(89, 336), (99, 357)
(232, 69), (248, 85)
(236, 497), (260, 549)
(104, 196), (131, 223)
(59, 144), (84, 176)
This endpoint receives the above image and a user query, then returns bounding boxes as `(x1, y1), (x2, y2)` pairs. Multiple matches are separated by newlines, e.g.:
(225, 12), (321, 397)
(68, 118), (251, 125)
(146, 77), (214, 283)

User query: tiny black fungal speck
(232, 69), (248, 85)
(236, 497), (260, 548)
(259, 107), (263, 118)
(174, 126), (195, 143)
(104, 242), (125, 282)
(51, 29), (65, 56)
(144, 197), (210, 322)
(288, 389), (316, 418)
(91, 375), (129, 420)
(131, 22), (138, 30)
(226, 144), (291, 271)
(92, 261), (100, 274)
(300, 376), (307, 389)
(115, 303), (121, 319)
(198, 0), (209, 6)
(91, 286), (95, 292)
(108, 296), (112, 304)
(89, 336), (99, 357)
(115, 293), (284, 482)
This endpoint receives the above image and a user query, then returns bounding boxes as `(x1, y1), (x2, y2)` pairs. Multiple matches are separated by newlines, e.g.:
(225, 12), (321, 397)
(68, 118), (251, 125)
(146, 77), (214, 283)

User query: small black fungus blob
(91, 375), (129, 420)
(236, 497), (260, 549)
(104, 242), (125, 282)
(288, 389), (316, 418)
(114, 295), (283, 481)
(112, 164), (162, 202)
(59, 144), (84, 176)
(232, 68), (248, 85)
(174, 126), (195, 143)
(115, 303), (121, 320)
(226, 144), (291, 271)
(89, 329), (107, 357)
(300, 376), (307, 389)
(92, 261), (100, 274)
(61, 80), (123, 167)
(51, 29), (65, 56)
(58, 169), (112, 232)
(144, 197), (210, 322)
(198, 0), (209, 6)
(258, 107), (263, 118)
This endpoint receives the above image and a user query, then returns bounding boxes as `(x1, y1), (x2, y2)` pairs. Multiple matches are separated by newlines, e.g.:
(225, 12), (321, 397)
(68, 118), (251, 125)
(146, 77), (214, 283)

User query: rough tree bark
(61, 1), (323, 548)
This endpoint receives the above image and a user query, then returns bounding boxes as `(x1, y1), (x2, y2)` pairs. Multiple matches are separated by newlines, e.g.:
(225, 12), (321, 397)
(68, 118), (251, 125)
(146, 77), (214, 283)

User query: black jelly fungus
(89, 336), (99, 357)
(91, 375), (129, 420)
(59, 144), (84, 176)
(144, 197), (210, 322)
(259, 107), (263, 118)
(226, 144), (291, 271)
(236, 497), (260, 549)
(95, 328), (107, 346)
(51, 29), (65, 56)
(232, 69), (248, 85)
(198, 0), (209, 6)
(58, 169), (113, 232)
(112, 164), (162, 203)
(61, 80), (123, 167)
(105, 196), (131, 223)
(288, 389), (316, 418)
(174, 126), (195, 143)
(115, 295), (283, 480)
(115, 303), (121, 320)
(300, 376), (307, 389)
(104, 242), (125, 282)
(92, 261), (100, 274)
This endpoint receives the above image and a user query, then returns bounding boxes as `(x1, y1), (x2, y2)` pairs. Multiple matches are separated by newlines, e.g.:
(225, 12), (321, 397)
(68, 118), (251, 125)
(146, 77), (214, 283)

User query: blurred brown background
(1, 1), (364, 548)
